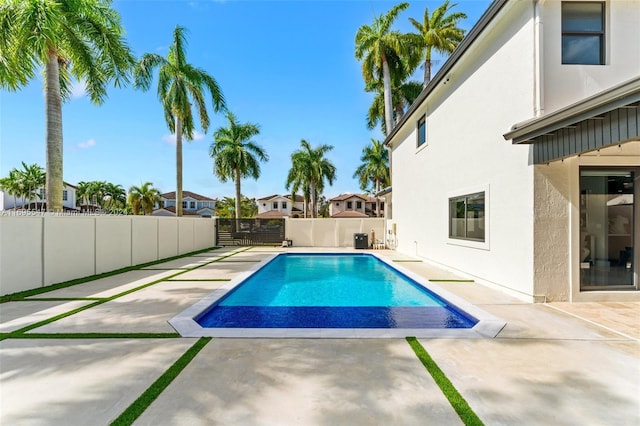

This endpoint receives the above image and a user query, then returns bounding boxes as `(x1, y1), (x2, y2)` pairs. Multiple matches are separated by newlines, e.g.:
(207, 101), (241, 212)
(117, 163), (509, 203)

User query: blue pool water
(196, 254), (478, 329)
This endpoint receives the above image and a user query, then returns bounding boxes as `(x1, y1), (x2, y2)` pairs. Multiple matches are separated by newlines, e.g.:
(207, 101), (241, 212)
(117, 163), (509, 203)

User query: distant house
(0, 182), (78, 211)
(153, 191), (215, 217)
(329, 194), (384, 218)
(256, 194), (304, 218)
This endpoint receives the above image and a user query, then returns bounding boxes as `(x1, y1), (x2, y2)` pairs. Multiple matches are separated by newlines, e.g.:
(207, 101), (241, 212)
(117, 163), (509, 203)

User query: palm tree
(103, 182), (126, 210)
(19, 162), (46, 210)
(353, 139), (390, 217)
(0, 0), (135, 212)
(286, 140), (336, 218)
(0, 169), (22, 209)
(134, 26), (225, 217)
(128, 182), (160, 215)
(366, 78), (423, 133)
(355, 2), (418, 136)
(215, 195), (258, 218)
(210, 111), (268, 219)
(408, 0), (467, 86)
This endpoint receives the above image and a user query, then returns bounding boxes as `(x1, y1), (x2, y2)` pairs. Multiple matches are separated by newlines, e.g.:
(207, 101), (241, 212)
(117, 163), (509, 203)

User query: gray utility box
(354, 233), (368, 249)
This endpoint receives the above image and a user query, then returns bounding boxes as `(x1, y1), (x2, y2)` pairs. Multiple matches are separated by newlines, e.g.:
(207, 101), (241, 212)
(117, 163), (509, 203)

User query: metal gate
(215, 218), (285, 246)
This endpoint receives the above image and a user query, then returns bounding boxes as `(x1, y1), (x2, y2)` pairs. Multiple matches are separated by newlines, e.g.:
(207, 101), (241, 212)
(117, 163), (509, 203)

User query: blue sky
(0, 0), (491, 201)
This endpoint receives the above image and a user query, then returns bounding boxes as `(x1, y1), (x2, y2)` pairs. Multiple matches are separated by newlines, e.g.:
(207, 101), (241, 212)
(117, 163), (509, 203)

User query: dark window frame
(561, 1), (605, 65)
(449, 191), (486, 242)
(417, 115), (426, 147)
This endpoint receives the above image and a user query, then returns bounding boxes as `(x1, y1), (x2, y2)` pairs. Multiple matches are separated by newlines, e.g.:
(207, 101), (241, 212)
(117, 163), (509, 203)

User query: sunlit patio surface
(1, 247), (638, 425)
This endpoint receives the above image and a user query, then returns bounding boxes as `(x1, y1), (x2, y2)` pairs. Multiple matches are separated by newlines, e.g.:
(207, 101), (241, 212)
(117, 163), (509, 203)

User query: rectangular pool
(196, 254), (477, 329)
(170, 252), (506, 338)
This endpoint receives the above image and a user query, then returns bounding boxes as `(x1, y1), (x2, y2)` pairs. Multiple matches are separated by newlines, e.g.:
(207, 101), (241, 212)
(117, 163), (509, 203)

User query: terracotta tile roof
(330, 210), (369, 218)
(160, 191), (215, 201)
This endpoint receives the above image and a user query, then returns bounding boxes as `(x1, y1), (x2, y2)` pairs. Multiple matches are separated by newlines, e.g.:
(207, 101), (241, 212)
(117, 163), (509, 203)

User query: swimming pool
(170, 252), (506, 338)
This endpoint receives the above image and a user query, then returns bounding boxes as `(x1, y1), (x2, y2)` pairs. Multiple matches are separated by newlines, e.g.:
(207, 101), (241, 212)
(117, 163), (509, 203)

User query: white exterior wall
(542, 0), (640, 114)
(390, 1), (537, 300)
(0, 216), (216, 296)
(257, 196), (302, 216)
(0, 184), (77, 210)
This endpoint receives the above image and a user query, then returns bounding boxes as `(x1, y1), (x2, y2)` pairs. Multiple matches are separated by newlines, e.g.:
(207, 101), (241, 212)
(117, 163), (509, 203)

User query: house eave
(383, 0), (509, 148)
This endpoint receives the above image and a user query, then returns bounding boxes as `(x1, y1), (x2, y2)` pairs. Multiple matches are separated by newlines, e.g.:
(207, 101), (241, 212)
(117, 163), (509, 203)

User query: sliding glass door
(580, 168), (638, 290)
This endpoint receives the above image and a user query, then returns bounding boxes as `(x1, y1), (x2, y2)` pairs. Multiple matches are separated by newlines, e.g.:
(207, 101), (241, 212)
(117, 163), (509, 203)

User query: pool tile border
(169, 252), (507, 339)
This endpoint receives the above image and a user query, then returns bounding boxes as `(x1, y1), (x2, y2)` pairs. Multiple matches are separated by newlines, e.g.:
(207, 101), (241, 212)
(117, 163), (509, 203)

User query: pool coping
(168, 252), (507, 339)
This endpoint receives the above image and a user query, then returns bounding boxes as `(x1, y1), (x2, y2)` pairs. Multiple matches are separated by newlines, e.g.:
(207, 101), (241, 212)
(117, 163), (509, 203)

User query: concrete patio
(1, 247), (638, 425)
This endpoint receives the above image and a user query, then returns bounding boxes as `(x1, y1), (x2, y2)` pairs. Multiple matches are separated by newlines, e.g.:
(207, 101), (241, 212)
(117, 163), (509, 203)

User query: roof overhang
(503, 77), (640, 164)
(384, 0), (509, 147)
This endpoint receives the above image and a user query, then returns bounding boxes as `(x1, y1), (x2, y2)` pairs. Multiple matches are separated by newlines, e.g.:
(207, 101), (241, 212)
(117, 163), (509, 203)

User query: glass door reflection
(580, 168), (637, 289)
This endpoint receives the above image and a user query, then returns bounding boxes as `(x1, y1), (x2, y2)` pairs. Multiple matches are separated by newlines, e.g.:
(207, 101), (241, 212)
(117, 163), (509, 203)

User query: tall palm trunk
(375, 179), (381, 218)
(381, 54), (394, 137)
(45, 50), (64, 212)
(309, 181), (317, 218)
(424, 47), (433, 87)
(234, 168), (242, 219)
(175, 117), (183, 217)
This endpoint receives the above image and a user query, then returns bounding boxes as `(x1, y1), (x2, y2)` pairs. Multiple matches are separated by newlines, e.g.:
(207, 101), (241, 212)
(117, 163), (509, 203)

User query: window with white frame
(273, 202), (278, 209)
(417, 115), (426, 147)
(347, 201), (353, 209)
(356, 201), (362, 209)
(282, 201), (287, 209)
(190, 201), (196, 209)
(562, 2), (605, 65)
(62, 190), (68, 201)
(449, 192), (485, 241)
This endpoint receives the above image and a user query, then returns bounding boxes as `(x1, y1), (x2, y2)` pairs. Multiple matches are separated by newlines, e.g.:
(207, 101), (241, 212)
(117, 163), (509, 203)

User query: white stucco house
(0, 182), (78, 211)
(385, 0), (639, 302)
(329, 194), (385, 218)
(153, 191), (215, 217)
(256, 194), (305, 218)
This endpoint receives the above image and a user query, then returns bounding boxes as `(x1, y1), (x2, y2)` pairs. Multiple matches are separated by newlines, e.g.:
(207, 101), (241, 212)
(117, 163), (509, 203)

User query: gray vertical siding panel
(610, 109), (620, 143)
(529, 106), (639, 164)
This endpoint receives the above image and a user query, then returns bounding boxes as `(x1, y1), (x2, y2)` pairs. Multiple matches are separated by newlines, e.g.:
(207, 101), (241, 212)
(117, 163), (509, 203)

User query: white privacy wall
(285, 218), (385, 247)
(0, 216), (216, 296)
(389, 0), (537, 300)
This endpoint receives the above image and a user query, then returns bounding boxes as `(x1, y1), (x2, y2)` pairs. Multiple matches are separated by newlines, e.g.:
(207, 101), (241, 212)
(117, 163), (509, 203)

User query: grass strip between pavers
(406, 337), (484, 426)
(0, 247), (254, 340)
(0, 246), (221, 303)
(10, 333), (179, 339)
(110, 337), (211, 426)
(16, 297), (106, 302)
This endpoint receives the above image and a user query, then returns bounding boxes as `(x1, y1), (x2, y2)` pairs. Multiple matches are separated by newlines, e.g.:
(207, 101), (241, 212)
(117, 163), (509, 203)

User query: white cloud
(77, 138), (96, 149)
(70, 80), (87, 99)
(162, 130), (206, 146)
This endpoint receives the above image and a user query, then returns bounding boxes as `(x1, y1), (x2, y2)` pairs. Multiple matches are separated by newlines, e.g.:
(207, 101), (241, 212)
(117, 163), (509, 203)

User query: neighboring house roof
(384, 0), (509, 147)
(153, 206), (201, 216)
(160, 191), (215, 201)
(255, 210), (286, 219)
(331, 210), (369, 218)
(330, 193), (368, 202)
(63, 182), (78, 189)
(257, 194), (305, 202)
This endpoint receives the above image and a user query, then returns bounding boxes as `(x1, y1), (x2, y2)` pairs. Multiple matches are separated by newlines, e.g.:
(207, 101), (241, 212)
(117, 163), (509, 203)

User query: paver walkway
(1, 247), (638, 425)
